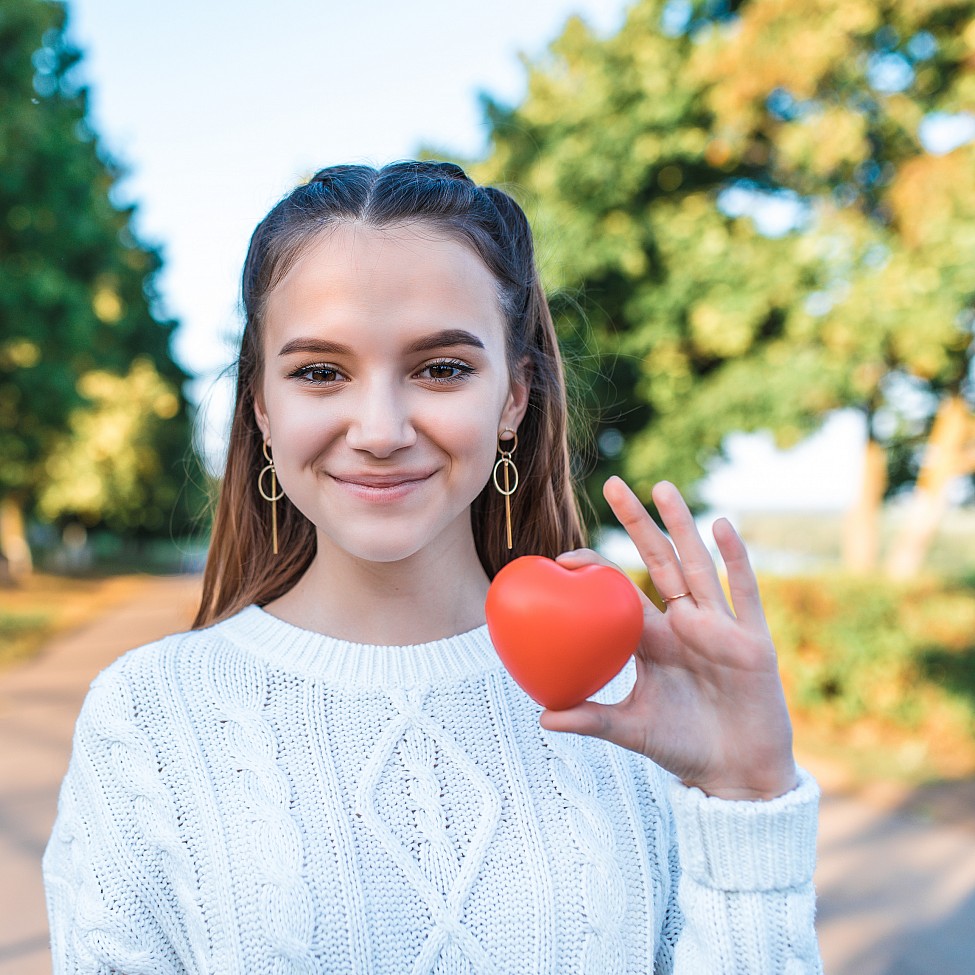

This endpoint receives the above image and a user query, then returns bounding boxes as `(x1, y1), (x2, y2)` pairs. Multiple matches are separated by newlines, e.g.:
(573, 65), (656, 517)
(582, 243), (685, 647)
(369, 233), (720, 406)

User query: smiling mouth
(332, 473), (433, 489)
(329, 472), (435, 500)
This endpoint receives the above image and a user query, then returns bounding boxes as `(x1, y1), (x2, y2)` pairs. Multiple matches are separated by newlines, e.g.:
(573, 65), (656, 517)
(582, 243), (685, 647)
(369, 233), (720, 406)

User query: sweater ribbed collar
(216, 604), (503, 689)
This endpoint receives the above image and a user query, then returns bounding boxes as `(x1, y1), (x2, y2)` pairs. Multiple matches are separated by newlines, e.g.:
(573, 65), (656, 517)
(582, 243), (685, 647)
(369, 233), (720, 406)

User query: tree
(0, 0), (200, 578)
(693, 0), (975, 575)
(474, 3), (837, 521)
(474, 0), (975, 574)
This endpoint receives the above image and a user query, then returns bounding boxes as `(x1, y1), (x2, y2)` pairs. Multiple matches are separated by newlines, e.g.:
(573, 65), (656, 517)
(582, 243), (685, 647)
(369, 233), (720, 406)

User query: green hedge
(636, 573), (975, 782)
(762, 576), (975, 780)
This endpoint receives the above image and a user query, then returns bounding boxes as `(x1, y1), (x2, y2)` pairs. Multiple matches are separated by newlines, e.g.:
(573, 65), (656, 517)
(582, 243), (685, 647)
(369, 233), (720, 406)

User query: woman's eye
(291, 364), (344, 384)
(420, 360), (474, 384)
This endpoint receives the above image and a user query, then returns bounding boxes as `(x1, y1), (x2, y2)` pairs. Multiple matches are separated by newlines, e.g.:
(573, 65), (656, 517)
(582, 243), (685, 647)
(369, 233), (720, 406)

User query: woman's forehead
(262, 223), (507, 352)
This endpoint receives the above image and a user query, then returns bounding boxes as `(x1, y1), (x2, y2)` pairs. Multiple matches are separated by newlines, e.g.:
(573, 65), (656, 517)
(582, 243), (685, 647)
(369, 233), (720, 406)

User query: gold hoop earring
(257, 440), (285, 555)
(492, 428), (519, 550)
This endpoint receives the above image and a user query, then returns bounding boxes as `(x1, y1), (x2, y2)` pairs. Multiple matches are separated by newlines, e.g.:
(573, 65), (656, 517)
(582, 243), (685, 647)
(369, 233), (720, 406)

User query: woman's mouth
(329, 472), (434, 502)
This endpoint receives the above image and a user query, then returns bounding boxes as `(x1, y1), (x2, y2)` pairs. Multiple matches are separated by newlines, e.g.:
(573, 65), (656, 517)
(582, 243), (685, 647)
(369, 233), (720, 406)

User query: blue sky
(65, 0), (865, 511)
(68, 0), (630, 376)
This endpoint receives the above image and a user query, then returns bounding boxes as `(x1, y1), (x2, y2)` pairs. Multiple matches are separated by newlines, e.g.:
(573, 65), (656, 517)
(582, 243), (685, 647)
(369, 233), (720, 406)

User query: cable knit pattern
(209, 653), (315, 973)
(44, 604), (824, 974)
(47, 666), (210, 975)
(97, 680), (211, 974)
(544, 730), (628, 974)
(355, 687), (502, 973)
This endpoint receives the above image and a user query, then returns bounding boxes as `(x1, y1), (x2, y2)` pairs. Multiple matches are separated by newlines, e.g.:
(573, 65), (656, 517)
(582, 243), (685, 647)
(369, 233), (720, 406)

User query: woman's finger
(541, 697), (657, 760)
(606, 477), (727, 611)
(604, 480), (694, 609)
(712, 518), (769, 631)
(555, 547), (661, 616)
(650, 481), (731, 612)
(555, 547), (621, 570)
(602, 478), (690, 605)
(539, 699), (624, 744)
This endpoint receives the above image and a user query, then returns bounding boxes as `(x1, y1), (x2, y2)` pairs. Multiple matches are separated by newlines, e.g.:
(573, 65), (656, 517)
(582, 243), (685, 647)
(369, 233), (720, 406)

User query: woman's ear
(501, 356), (532, 431)
(253, 390), (271, 442)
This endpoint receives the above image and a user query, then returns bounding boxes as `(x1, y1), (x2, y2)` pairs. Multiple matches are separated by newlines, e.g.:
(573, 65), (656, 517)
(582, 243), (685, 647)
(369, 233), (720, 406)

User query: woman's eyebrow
(403, 329), (486, 354)
(278, 338), (352, 357)
(278, 329), (486, 358)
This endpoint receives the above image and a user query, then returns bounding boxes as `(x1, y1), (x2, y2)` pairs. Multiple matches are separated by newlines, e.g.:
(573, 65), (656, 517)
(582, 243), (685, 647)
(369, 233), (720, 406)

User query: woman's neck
(264, 530), (491, 646)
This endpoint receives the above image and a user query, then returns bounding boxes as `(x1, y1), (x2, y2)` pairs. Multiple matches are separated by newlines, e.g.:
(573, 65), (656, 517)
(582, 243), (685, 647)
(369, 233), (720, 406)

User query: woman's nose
(344, 383), (417, 457)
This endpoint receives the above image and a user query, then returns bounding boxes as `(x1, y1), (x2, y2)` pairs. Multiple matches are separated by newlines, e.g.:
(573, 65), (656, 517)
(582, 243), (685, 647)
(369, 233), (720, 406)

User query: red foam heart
(485, 555), (644, 710)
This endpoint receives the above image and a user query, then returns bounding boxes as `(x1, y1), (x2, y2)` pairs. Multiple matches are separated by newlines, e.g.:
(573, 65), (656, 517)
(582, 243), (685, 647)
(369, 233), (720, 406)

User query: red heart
(485, 555), (644, 710)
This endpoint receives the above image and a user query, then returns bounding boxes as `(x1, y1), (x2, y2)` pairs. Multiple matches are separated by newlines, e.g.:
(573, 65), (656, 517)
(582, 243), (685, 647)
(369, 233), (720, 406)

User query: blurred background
(2, 1), (975, 972)
(5, 0), (974, 781)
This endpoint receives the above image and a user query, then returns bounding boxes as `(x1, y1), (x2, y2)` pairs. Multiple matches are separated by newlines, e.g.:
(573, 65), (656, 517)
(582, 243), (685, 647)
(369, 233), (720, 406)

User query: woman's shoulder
(66, 609), (270, 763)
(82, 606), (261, 710)
(96, 612), (234, 676)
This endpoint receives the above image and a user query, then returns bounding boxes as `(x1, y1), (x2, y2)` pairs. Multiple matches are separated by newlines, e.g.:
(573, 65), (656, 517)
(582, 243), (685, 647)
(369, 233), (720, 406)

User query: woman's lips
(329, 472), (434, 502)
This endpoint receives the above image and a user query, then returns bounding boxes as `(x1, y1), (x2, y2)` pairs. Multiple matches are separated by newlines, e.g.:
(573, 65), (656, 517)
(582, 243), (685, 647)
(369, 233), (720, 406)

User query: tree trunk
(842, 422), (887, 574)
(885, 393), (975, 581)
(0, 495), (33, 586)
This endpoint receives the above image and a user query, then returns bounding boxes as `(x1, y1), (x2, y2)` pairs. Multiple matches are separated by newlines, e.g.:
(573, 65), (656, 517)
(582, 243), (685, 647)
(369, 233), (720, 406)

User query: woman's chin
(316, 529), (441, 568)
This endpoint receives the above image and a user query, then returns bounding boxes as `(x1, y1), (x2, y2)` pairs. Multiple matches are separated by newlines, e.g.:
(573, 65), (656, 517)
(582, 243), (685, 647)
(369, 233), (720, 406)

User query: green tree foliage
(475, 3), (830, 514)
(0, 0), (200, 566)
(475, 0), (975, 562)
(693, 0), (975, 573)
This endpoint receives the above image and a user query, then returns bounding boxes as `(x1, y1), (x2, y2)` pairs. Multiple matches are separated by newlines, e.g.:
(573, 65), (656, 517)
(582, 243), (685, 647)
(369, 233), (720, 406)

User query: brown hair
(193, 161), (586, 628)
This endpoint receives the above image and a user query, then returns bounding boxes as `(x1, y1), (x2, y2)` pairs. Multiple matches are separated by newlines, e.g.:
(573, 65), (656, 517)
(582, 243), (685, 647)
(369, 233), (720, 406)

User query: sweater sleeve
(653, 767), (823, 975)
(42, 658), (204, 975)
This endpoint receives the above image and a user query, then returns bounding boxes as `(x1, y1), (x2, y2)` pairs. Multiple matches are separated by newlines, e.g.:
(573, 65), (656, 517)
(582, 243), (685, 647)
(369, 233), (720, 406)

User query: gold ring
(662, 591), (692, 602)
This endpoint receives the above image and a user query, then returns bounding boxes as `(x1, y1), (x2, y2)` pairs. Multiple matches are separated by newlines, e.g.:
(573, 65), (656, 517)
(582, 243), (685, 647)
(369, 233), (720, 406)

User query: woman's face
(255, 222), (529, 567)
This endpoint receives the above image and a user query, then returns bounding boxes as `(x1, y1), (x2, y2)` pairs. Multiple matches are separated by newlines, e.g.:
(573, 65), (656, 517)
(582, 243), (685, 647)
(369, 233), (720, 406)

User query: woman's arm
(543, 476), (822, 973)
(654, 768), (821, 973)
(43, 660), (190, 975)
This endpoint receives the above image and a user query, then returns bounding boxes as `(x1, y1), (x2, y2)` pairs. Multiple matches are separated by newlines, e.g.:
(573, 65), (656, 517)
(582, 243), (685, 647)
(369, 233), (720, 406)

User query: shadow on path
(815, 785), (975, 975)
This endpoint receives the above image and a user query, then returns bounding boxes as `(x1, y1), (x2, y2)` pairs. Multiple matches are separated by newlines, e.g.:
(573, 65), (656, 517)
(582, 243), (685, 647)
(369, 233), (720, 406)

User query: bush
(636, 572), (975, 782)
(764, 575), (975, 781)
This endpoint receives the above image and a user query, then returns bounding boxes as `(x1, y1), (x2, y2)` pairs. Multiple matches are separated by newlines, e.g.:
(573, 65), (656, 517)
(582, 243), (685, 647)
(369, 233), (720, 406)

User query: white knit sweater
(44, 605), (822, 974)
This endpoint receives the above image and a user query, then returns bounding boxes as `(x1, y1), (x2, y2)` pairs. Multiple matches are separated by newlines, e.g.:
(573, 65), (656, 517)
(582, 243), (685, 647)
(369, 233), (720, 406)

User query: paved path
(815, 791), (975, 974)
(0, 574), (202, 975)
(2, 574), (974, 975)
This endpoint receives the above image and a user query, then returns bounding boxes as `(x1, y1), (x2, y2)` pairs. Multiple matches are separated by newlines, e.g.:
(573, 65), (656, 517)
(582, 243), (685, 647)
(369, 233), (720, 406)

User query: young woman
(44, 161), (822, 974)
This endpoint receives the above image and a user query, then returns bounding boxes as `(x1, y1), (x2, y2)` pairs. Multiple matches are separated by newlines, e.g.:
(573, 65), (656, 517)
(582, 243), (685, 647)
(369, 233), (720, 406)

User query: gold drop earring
(493, 428), (519, 550)
(257, 440), (285, 555)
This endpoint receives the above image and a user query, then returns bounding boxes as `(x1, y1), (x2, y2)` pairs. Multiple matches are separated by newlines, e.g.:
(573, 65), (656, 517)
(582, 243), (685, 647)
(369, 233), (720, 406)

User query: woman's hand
(540, 476), (798, 801)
